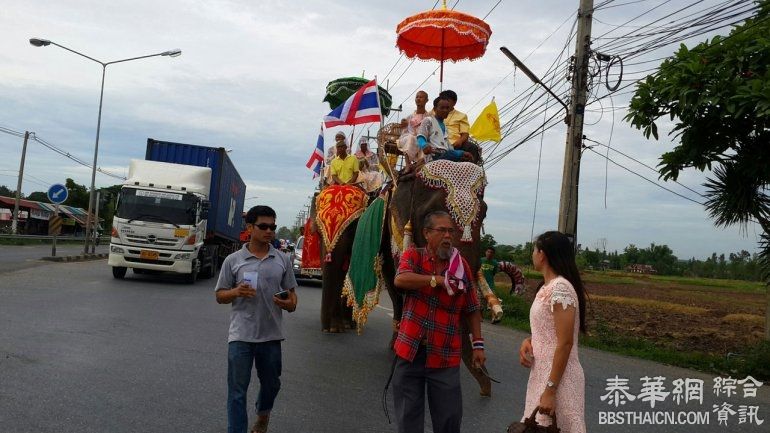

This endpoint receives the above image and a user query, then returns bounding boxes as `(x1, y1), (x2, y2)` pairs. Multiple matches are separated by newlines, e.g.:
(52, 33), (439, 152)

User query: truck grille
(125, 257), (174, 266)
(124, 234), (178, 247)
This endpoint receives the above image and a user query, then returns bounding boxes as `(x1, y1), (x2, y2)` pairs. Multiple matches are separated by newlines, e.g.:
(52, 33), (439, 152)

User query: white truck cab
(108, 160), (211, 283)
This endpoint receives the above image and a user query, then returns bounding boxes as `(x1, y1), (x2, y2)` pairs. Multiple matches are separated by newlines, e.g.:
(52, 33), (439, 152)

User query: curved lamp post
(29, 38), (181, 254)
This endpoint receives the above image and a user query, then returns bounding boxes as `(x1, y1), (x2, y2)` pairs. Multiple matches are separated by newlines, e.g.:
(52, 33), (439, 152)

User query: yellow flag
(470, 99), (502, 143)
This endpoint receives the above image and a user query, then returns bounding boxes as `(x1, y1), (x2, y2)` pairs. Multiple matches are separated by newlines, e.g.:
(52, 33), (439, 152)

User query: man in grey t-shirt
(216, 205), (297, 433)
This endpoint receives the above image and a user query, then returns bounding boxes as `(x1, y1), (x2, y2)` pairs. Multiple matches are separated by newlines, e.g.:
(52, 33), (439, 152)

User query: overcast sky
(0, 0), (762, 259)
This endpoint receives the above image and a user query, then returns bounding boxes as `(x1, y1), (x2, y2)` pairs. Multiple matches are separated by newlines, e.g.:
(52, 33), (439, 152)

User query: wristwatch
(546, 380), (557, 390)
(429, 275), (437, 288)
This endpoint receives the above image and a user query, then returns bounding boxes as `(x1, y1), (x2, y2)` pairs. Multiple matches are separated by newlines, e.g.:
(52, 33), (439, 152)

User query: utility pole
(12, 131), (30, 235)
(91, 190), (101, 254)
(558, 0), (594, 245)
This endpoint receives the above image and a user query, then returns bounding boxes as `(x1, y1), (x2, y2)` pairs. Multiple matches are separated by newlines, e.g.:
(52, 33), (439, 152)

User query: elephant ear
(342, 196), (388, 333)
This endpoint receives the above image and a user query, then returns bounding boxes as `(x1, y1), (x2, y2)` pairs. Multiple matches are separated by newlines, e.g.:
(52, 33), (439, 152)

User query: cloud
(0, 0), (761, 259)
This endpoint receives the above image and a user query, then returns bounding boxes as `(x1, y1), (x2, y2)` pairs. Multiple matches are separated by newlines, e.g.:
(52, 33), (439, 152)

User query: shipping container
(145, 139), (246, 243)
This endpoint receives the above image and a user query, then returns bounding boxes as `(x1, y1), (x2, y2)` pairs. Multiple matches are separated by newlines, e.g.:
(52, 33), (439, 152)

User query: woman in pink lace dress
(519, 231), (587, 432)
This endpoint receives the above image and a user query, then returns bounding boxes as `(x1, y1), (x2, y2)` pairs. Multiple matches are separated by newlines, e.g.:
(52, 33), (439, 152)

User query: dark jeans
(392, 345), (463, 433)
(227, 340), (282, 433)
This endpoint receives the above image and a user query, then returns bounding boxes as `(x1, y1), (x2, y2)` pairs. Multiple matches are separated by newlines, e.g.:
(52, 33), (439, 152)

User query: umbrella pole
(440, 28), (445, 91)
(440, 60), (444, 91)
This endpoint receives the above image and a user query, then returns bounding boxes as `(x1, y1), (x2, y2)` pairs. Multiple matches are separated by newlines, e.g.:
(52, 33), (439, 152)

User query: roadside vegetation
(491, 270), (770, 379)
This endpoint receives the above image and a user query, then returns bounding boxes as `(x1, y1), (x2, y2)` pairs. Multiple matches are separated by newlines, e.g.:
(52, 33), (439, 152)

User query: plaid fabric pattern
(394, 247), (480, 368)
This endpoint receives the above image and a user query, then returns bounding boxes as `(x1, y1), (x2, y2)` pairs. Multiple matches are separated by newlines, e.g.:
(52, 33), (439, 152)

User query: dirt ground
(510, 273), (767, 356)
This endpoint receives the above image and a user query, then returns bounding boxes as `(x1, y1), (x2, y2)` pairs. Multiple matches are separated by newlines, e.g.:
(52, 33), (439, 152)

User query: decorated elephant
(307, 185), (369, 333)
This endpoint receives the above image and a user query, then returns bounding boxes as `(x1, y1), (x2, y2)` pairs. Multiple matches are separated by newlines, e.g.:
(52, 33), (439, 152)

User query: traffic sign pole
(47, 184), (68, 257)
(52, 204), (59, 257)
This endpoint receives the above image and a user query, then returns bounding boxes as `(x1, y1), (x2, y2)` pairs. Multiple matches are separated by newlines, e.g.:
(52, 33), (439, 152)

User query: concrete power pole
(11, 131), (30, 235)
(557, 0), (594, 245)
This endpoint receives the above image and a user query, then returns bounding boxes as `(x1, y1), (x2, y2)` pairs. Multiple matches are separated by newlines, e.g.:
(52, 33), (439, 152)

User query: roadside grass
(589, 294), (709, 315)
(646, 274), (767, 294)
(491, 284), (770, 379)
(721, 313), (765, 325)
(515, 268), (767, 294)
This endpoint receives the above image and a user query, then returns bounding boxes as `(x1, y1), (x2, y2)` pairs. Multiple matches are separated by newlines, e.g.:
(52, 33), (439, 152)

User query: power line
(584, 137), (706, 198)
(468, 9), (578, 112)
(0, 125), (126, 180)
(584, 146), (705, 206)
(483, 0), (503, 19)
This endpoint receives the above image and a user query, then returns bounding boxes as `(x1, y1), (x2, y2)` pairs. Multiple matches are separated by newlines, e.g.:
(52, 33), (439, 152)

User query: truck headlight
(174, 253), (191, 260)
(111, 246), (125, 254)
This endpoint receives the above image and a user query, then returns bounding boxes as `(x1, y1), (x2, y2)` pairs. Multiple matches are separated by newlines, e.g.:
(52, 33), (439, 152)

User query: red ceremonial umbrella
(396, 0), (492, 88)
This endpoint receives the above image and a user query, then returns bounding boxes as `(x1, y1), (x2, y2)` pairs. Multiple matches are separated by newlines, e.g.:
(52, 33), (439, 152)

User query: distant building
(625, 264), (657, 274)
(0, 195), (96, 236)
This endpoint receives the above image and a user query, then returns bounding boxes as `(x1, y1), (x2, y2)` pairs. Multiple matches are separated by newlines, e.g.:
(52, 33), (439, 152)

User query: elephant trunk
(476, 270), (503, 323)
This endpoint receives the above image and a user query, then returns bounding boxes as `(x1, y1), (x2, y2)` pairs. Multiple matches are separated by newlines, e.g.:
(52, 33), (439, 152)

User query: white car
(291, 236), (322, 280)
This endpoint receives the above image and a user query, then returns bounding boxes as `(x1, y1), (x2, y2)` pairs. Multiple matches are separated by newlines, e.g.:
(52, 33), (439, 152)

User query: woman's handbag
(507, 407), (560, 433)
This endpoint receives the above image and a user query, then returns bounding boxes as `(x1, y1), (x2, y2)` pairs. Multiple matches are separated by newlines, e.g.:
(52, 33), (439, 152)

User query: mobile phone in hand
(274, 290), (290, 300)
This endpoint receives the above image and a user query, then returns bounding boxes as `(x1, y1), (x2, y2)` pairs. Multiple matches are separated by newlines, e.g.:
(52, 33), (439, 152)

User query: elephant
(307, 186), (370, 333)
(378, 163), (502, 397)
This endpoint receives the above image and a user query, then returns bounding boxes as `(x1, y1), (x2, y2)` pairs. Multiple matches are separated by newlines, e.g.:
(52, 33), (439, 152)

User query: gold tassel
(402, 219), (413, 251)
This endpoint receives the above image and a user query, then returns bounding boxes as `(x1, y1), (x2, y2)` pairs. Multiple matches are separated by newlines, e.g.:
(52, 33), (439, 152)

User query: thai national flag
(305, 126), (325, 178)
(323, 79), (382, 128)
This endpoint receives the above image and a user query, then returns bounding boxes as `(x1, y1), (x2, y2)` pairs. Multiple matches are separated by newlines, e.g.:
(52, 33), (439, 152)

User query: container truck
(108, 139), (246, 283)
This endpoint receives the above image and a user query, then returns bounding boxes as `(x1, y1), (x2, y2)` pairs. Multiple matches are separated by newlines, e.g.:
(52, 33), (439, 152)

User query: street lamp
(499, 46), (569, 113)
(29, 38), (181, 254)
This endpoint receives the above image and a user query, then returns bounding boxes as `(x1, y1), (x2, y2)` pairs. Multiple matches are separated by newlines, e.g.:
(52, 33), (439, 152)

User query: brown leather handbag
(507, 408), (560, 433)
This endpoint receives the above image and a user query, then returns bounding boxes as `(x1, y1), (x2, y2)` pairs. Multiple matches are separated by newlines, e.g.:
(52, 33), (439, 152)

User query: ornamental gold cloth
(315, 185), (367, 253)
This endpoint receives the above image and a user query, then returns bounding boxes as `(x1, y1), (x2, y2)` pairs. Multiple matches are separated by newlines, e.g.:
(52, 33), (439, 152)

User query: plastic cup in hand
(243, 271), (258, 289)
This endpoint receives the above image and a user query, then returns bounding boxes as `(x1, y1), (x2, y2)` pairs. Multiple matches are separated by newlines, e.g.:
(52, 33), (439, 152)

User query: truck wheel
(199, 246), (219, 279)
(185, 270), (197, 284)
(112, 266), (127, 279)
(185, 261), (198, 284)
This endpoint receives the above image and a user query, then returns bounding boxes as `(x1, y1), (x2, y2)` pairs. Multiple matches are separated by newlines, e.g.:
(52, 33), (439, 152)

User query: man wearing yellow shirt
(440, 89), (480, 163)
(330, 140), (360, 185)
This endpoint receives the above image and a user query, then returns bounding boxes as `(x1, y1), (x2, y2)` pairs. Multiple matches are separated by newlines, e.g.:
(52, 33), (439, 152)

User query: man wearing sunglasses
(391, 211), (485, 433)
(215, 205), (298, 433)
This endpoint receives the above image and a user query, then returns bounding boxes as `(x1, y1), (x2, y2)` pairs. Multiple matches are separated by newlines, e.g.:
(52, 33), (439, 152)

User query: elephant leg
(320, 267), (335, 332)
(461, 319), (491, 397)
(322, 252), (346, 333)
(382, 253), (403, 349)
(342, 301), (355, 329)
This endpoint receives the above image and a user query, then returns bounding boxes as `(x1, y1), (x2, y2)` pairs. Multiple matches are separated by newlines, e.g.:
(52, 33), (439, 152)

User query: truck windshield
(116, 188), (198, 225)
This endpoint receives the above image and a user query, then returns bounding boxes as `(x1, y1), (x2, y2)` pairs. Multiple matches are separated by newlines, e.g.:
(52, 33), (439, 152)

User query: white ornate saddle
(417, 160), (487, 242)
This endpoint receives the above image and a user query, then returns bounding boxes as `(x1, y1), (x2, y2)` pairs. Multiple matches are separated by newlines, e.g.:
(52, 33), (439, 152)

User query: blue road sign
(47, 184), (69, 205)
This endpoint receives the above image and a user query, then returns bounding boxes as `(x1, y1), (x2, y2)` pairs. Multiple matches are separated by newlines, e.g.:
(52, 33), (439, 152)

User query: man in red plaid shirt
(392, 210), (485, 433)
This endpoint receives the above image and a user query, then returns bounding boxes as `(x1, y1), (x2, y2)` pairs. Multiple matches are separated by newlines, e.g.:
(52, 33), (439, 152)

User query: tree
(0, 185), (16, 197)
(480, 234), (497, 253)
(276, 226), (293, 242)
(625, 2), (770, 339)
(64, 178), (90, 209)
(27, 191), (48, 202)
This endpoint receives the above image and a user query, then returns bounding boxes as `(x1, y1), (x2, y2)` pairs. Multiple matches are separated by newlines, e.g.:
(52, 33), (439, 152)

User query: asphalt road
(0, 255), (768, 433)
(0, 243), (108, 273)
